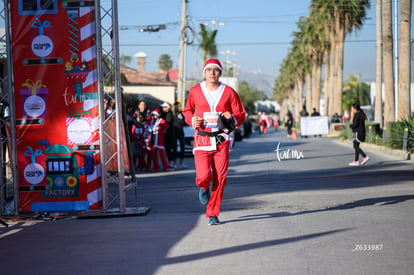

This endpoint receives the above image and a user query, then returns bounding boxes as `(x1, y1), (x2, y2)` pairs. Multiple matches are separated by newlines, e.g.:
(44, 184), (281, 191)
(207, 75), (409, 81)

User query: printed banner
(10, 0), (102, 212)
(300, 116), (329, 136)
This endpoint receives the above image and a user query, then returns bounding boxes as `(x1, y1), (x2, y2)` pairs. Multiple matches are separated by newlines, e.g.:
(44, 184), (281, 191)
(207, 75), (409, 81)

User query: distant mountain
(238, 70), (276, 98)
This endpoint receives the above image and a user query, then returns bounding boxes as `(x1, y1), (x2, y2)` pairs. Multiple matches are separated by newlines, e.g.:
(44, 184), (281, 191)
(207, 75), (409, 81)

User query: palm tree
(274, 56), (293, 105)
(299, 16), (327, 114)
(342, 74), (371, 112)
(309, 6), (331, 117)
(375, 0), (383, 127)
(309, 16), (327, 115)
(311, 0), (336, 117)
(311, 0), (370, 117)
(293, 17), (314, 115)
(199, 24), (218, 64)
(274, 65), (293, 117)
(383, 0), (395, 124)
(398, 0), (412, 119)
(274, 40), (307, 120)
(291, 47), (306, 119)
(103, 54), (128, 86)
(322, 48), (332, 116)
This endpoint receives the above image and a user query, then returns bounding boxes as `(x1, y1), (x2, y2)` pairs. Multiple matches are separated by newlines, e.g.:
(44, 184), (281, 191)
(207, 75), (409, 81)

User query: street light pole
(202, 20), (225, 31)
(177, 0), (188, 105)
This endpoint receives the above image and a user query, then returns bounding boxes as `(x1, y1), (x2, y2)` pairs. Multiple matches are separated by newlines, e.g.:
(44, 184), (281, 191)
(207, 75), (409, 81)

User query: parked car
(176, 125), (194, 156)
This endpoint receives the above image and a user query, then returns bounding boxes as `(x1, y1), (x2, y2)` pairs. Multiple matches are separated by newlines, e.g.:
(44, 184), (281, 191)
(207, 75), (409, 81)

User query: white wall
(121, 85), (176, 105)
(220, 77), (238, 91)
(0, 28), (6, 58)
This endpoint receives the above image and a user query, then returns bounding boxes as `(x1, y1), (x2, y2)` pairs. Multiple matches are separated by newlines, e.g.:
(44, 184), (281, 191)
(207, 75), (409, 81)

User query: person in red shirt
(183, 59), (246, 225)
(147, 109), (170, 172)
(259, 112), (271, 134)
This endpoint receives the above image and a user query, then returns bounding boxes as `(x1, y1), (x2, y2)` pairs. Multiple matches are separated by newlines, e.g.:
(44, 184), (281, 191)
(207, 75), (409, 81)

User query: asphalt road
(1, 129), (413, 275)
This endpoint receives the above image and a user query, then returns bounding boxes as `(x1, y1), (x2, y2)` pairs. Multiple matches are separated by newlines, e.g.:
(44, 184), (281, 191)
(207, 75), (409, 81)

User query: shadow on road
(161, 228), (351, 265)
(224, 195), (414, 224)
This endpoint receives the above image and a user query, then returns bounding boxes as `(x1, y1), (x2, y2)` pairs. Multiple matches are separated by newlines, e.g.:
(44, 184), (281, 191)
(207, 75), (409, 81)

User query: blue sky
(112, 0), (390, 84)
(1, 1), (409, 85)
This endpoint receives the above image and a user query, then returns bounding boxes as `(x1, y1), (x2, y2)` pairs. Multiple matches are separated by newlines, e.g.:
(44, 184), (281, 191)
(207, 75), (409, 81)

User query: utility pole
(220, 49), (236, 77)
(177, 0), (188, 105)
(202, 20), (225, 31)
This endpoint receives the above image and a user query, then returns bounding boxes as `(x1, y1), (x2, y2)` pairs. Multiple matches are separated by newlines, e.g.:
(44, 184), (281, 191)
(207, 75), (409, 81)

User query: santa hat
(151, 109), (161, 116)
(160, 102), (170, 108)
(202, 58), (223, 73)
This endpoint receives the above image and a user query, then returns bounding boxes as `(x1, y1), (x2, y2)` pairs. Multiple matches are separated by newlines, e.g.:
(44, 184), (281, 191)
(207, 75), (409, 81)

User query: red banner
(10, 0), (102, 212)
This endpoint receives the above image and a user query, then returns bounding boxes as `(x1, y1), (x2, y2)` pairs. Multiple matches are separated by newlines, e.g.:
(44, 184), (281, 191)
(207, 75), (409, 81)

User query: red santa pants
(194, 141), (229, 217)
(139, 148), (150, 169)
(151, 147), (169, 171)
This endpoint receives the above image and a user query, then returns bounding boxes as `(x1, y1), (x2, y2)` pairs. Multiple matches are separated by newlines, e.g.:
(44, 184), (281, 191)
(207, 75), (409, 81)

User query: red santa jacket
(183, 81), (246, 152)
(147, 118), (169, 149)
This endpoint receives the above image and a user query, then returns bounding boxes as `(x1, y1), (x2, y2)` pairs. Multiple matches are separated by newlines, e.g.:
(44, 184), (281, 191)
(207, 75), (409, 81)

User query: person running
(183, 58), (246, 225)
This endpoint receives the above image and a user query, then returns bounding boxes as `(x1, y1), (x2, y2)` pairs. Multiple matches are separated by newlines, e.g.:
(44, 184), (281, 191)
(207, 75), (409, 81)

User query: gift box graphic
(22, 18), (62, 65)
(20, 79), (48, 118)
(66, 108), (94, 146)
(23, 146), (45, 186)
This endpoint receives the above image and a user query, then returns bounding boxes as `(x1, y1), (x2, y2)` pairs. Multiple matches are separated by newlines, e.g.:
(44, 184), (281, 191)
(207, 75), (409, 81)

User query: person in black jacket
(349, 103), (370, 166)
(285, 110), (294, 138)
(173, 101), (188, 169)
(137, 100), (151, 123)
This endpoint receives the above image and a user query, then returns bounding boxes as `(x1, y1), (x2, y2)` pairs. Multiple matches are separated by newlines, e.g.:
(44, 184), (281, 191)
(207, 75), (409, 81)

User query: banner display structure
(300, 116), (329, 136)
(10, 0), (102, 212)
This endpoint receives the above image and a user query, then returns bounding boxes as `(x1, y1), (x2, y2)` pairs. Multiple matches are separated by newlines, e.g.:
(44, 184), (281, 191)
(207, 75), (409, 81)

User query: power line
(120, 22), (179, 31)
(109, 39), (377, 48)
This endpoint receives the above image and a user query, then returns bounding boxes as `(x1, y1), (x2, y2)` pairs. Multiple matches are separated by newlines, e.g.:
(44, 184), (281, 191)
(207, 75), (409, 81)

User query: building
(116, 51), (177, 105)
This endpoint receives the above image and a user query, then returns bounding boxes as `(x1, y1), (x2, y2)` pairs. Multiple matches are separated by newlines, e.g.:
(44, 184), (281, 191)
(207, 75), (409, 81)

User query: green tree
(199, 23), (218, 64)
(103, 54), (129, 86)
(311, 0), (370, 116)
(120, 55), (132, 66)
(342, 74), (371, 113)
(238, 81), (266, 114)
(273, 35), (308, 119)
(158, 54), (173, 72)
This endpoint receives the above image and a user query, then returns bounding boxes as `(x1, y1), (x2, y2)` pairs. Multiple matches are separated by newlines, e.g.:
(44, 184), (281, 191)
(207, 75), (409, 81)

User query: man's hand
(221, 111), (232, 119)
(194, 116), (203, 128)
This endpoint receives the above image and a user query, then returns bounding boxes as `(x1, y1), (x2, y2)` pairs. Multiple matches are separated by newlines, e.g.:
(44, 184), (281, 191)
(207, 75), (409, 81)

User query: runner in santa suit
(183, 59), (246, 225)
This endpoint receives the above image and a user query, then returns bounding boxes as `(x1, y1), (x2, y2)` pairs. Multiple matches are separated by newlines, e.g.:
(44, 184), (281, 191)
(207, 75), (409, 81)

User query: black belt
(197, 130), (223, 137)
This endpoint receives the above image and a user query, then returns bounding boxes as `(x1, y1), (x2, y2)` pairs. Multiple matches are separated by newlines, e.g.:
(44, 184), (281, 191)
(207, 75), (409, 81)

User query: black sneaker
(208, 216), (220, 225)
(199, 188), (210, 205)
